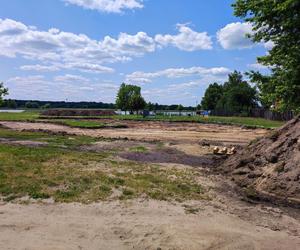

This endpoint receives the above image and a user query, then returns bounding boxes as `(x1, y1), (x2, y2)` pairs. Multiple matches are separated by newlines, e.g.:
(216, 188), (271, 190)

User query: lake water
(0, 110), (25, 113)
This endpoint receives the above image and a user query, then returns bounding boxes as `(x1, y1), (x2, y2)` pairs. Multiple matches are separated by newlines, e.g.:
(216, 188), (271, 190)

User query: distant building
(115, 109), (197, 116)
(156, 110), (196, 116)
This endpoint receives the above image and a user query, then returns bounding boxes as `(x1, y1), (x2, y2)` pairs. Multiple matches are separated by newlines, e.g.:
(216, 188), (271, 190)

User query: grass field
(0, 110), (285, 128)
(43, 119), (127, 129)
(0, 110), (39, 121)
(108, 115), (285, 129)
(0, 127), (206, 203)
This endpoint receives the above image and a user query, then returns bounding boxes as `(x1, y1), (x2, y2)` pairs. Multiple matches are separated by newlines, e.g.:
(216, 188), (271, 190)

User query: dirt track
(0, 121), (267, 145)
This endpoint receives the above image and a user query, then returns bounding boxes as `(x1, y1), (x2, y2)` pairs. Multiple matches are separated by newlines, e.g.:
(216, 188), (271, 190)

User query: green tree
(0, 82), (8, 106)
(41, 103), (51, 109)
(146, 102), (154, 111)
(217, 71), (257, 113)
(25, 101), (40, 109)
(233, 0), (300, 111)
(116, 83), (146, 113)
(201, 82), (223, 110)
(6, 99), (17, 109)
(176, 104), (184, 111)
(201, 71), (257, 114)
(130, 93), (146, 114)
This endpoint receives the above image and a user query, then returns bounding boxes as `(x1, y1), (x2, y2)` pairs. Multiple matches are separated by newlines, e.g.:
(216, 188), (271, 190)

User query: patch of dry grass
(0, 128), (207, 203)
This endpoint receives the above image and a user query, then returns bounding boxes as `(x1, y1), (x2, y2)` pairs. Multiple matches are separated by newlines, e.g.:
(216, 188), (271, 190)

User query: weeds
(0, 128), (207, 203)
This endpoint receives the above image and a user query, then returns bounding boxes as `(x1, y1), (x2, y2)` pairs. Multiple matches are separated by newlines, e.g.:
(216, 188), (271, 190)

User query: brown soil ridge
(222, 116), (300, 207)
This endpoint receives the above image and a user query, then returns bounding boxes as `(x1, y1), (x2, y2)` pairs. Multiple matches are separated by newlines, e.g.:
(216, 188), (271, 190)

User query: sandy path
(0, 121), (267, 144)
(0, 199), (299, 250)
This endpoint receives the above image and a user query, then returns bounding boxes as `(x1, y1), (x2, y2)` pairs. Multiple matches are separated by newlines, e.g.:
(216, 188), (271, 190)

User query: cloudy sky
(0, 0), (269, 105)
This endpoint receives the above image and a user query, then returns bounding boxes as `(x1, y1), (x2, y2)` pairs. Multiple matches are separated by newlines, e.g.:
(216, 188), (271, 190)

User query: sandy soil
(1, 190), (299, 250)
(1, 120), (299, 249)
(0, 121), (267, 145)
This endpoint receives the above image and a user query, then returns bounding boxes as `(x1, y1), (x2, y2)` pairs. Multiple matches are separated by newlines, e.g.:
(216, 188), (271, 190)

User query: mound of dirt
(222, 116), (300, 206)
(42, 109), (115, 117)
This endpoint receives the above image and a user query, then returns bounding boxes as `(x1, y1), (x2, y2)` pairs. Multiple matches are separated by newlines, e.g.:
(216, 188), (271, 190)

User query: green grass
(0, 128), (207, 203)
(101, 114), (285, 129)
(45, 119), (127, 129)
(0, 127), (98, 148)
(0, 111), (40, 121)
(46, 119), (107, 129)
(0, 110), (285, 129)
(129, 146), (148, 153)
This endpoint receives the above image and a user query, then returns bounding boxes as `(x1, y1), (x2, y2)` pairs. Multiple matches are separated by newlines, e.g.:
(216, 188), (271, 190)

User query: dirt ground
(0, 120), (299, 250)
(0, 120), (267, 145)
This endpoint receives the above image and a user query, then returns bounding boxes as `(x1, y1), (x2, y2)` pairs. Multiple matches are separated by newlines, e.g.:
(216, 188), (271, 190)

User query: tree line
(201, 71), (257, 115)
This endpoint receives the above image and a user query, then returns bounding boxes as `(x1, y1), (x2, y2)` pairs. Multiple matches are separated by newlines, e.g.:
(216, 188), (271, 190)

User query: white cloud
(6, 75), (119, 102)
(20, 64), (60, 72)
(54, 74), (90, 83)
(63, 0), (143, 13)
(248, 63), (269, 70)
(217, 22), (254, 49)
(7, 75), (47, 85)
(126, 66), (231, 83)
(65, 62), (115, 73)
(0, 18), (155, 74)
(217, 22), (276, 51)
(0, 18), (215, 77)
(20, 62), (115, 74)
(102, 32), (156, 56)
(155, 24), (212, 51)
(264, 40), (275, 50)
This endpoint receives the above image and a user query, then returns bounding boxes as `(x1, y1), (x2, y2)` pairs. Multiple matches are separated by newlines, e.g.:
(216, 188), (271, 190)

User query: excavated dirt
(120, 147), (220, 167)
(222, 116), (300, 207)
(0, 121), (267, 145)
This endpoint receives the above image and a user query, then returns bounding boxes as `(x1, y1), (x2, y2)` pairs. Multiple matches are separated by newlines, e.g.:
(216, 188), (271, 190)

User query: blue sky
(0, 0), (270, 105)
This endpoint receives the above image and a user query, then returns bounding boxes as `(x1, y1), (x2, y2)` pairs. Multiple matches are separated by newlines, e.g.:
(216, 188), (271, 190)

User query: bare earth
(0, 121), (267, 145)
(1, 120), (299, 250)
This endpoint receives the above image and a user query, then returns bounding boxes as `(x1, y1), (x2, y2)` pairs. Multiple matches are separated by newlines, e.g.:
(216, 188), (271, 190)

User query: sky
(0, 0), (270, 106)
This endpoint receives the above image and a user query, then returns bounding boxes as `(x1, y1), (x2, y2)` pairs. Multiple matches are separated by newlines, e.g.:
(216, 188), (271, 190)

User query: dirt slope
(222, 116), (300, 206)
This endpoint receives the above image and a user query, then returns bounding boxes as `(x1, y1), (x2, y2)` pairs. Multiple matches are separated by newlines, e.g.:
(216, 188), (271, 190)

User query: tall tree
(130, 93), (146, 114)
(0, 82), (8, 106)
(201, 71), (257, 114)
(116, 83), (146, 113)
(233, 0), (300, 111)
(5, 99), (17, 109)
(201, 82), (223, 110)
(217, 71), (257, 113)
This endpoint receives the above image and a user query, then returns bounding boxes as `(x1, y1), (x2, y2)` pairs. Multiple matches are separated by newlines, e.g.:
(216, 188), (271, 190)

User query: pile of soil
(42, 109), (115, 117)
(222, 116), (300, 206)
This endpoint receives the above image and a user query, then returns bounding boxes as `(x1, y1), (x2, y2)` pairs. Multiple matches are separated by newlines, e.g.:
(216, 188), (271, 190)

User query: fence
(211, 108), (294, 121)
(249, 109), (294, 121)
